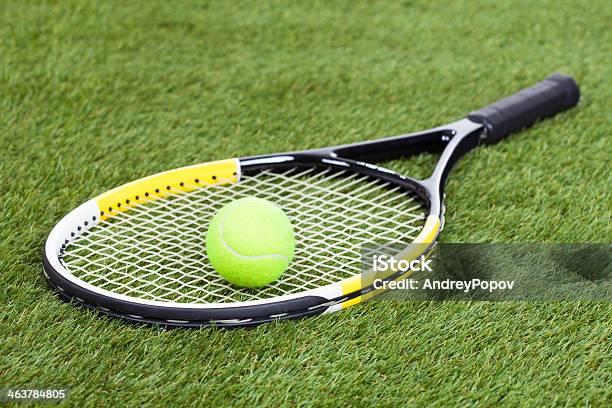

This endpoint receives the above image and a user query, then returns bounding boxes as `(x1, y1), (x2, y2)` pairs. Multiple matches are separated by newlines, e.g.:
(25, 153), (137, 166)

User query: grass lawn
(1, 0), (610, 406)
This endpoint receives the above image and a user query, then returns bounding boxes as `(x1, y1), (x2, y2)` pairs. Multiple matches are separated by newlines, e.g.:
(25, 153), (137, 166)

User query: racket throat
(426, 119), (484, 190)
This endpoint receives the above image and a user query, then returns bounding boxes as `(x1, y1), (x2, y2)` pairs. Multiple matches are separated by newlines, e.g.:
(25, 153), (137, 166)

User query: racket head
(43, 152), (443, 327)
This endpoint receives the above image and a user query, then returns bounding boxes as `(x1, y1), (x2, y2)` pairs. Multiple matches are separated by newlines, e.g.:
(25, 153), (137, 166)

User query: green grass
(1, 0), (610, 406)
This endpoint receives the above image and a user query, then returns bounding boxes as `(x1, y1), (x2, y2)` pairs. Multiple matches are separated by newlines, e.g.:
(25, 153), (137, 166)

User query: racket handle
(468, 73), (580, 144)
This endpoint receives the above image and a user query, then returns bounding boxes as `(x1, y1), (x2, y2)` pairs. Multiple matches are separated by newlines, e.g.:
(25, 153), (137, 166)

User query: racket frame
(42, 119), (483, 327)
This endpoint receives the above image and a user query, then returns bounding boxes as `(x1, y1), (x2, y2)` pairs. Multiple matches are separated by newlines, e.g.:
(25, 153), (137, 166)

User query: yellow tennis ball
(206, 197), (295, 288)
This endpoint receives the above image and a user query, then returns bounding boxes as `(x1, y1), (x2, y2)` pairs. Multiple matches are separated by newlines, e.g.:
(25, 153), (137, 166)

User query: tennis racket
(43, 73), (580, 328)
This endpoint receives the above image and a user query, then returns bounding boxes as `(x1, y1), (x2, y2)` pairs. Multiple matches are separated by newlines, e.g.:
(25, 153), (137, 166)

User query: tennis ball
(206, 197), (295, 288)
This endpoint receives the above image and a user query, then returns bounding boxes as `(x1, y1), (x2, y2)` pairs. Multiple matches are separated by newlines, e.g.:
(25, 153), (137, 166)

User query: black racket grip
(468, 73), (580, 144)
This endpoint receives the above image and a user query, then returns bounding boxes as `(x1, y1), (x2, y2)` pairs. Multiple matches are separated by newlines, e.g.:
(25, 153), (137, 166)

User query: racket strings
(61, 167), (427, 303)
